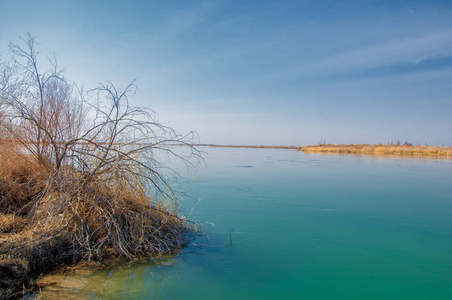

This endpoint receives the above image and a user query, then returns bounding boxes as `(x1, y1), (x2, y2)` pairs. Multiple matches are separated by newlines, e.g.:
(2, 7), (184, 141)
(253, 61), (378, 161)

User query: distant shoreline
(301, 143), (452, 157)
(208, 144), (302, 150)
(203, 144), (452, 158)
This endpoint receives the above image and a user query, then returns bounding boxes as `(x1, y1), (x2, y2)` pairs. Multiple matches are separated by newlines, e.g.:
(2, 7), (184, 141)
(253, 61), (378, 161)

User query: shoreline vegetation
(300, 143), (452, 157)
(0, 35), (199, 299)
(206, 144), (452, 158)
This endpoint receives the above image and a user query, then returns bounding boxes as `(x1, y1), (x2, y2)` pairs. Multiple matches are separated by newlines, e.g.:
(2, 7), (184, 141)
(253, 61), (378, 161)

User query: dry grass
(300, 143), (452, 157)
(0, 142), (195, 299)
(0, 143), (47, 215)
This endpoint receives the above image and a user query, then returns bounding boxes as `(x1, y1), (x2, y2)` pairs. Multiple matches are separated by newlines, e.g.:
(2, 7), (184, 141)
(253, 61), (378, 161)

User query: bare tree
(1, 33), (200, 198)
(0, 34), (201, 263)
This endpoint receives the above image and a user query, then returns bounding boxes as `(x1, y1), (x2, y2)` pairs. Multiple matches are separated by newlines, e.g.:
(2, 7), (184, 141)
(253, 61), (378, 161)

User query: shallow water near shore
(38, 147), (452, 299)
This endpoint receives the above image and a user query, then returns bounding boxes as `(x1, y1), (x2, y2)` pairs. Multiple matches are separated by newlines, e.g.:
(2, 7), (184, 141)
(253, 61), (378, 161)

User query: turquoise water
(40, 147), (452, 299)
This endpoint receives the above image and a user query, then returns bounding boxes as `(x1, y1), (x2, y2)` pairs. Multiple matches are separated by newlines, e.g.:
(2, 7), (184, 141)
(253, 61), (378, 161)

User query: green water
(39, 147), (452, 299)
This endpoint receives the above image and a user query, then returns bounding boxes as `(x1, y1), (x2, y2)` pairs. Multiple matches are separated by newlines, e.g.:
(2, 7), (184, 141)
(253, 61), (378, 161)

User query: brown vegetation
(300, 143), (452, 157)
(0, 35), (199, 299)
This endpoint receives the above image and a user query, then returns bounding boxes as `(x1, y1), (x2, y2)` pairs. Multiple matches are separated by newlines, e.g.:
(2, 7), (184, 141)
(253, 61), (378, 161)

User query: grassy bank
(0, 143), (194, 299)
(300, 143), (452, 157)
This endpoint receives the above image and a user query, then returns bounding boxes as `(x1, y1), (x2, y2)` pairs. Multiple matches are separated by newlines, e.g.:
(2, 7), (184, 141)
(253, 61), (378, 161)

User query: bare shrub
(0, 32), (201, 278)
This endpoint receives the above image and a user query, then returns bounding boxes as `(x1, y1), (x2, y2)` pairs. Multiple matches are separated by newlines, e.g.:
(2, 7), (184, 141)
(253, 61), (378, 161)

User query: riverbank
(0, 144), (194, 299)
(300, 143), (452, 157)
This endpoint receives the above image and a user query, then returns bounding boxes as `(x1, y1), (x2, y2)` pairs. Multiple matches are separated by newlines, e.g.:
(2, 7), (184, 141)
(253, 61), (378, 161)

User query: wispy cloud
(311, 30), (452, 74)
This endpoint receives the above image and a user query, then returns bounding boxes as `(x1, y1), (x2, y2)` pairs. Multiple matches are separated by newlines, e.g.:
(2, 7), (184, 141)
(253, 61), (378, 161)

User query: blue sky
(1, 0), (451, 146)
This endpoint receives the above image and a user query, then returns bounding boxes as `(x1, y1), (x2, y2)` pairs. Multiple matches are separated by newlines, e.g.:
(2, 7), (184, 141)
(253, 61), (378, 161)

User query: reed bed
(300, 143), (452, 157)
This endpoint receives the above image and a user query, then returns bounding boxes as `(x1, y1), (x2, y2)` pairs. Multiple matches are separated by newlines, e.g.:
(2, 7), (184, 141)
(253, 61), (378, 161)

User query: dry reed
(300, 143), (452, 157)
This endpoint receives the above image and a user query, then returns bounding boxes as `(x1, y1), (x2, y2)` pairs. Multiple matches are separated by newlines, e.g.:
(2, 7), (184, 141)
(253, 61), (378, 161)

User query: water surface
(39, 147), (452, 299)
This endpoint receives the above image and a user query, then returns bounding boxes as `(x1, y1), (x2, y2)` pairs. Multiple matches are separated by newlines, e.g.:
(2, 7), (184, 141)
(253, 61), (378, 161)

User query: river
(38, 147), (452, 299)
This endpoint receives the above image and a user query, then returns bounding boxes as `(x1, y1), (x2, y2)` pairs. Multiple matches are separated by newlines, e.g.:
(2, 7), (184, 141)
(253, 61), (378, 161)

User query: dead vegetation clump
(300, 143), (452, 157)
(0, 34), (200, 299)
(0, 159), (195, 300)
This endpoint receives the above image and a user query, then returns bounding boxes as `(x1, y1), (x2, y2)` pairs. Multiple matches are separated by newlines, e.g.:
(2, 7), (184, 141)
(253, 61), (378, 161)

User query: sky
(1, 0), (451, 146)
